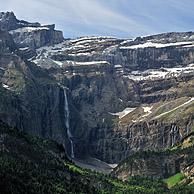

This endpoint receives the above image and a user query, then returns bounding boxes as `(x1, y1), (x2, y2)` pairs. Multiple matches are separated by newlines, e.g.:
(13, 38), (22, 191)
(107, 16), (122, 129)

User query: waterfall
(170, 125), (174, 146)
(63, 88), (75, 159)
(170, 125), (178, 146)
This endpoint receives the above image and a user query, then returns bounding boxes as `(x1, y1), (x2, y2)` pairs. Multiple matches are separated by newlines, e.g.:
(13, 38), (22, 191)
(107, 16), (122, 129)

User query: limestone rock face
(34, 33), (194, 71)
(30, 32), (194, 163)
(89, 120), (193, 163)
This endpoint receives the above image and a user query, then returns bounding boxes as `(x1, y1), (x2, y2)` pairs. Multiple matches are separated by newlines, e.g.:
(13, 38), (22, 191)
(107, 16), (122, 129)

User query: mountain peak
(0, 11), (16, 19)
(0, 11), (41, 31)
(0, 12), (64, 49)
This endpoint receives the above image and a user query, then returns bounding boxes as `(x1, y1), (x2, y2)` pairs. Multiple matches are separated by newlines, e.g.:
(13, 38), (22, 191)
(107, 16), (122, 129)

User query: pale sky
(1, 0), (194, 38)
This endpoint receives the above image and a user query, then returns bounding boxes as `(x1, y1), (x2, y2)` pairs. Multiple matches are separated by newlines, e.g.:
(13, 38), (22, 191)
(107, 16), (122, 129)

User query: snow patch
(119, 98), (123, 102)
(19, 47), (29, 51)
(142, 106), (153, 117)
(120, 39), (133, 45)
(114, 64), (122, 68)
(69, 52), (91, 56)
(10, 27), (49, 34)
(76, 61), (109, 66)
(143, 106), (152, 113)
(108, 164), (118, 168)
(127, 65), (194, 81)
(120, 41), (194, 49)
(2, 84), (11, 90)
(110, 107), (136, 119)
(52, 60), (64, 66)
(71, 36), (116, 44)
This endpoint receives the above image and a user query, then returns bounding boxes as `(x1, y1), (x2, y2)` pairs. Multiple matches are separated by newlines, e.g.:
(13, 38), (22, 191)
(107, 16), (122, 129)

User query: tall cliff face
(112, 132), (194, 185)
(49, 63), (135, 158)
(29, 32), (194, 163)
(39, 66), (194, 163)
(33, 34), (194, 71)
(1, 12), (194, 166)
(0, 32), (74, 157)
(0, 57), (64, 141)
(86, 78), (194, 163)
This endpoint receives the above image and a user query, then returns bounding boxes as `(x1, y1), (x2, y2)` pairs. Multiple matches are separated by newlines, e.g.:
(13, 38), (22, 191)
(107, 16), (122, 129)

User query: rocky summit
(1, 11), (194, 193)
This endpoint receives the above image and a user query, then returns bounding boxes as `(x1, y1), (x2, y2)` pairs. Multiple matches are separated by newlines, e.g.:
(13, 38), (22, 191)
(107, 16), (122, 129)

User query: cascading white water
(170, 125), (175, 146)
(64, 88), (75, 158)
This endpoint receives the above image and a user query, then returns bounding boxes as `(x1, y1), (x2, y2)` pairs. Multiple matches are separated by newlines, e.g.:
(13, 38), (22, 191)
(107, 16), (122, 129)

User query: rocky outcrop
(0, 11), (40, 31)
(113, 132), (194, 182)
(113, 151), (182, 180)
(87, 119), (193, 163)
(0, 12), (64, 50)
(0, 57), (63, 140)
(34, 32), (194, 71)
(9, 24), (64, 49)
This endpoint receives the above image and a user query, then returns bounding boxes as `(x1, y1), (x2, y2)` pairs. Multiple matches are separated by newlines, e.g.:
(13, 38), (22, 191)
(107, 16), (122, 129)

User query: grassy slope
(164, 173), (185, 188)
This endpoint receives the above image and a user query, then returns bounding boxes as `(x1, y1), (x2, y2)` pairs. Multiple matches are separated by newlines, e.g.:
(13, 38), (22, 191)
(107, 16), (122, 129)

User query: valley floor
(73, 157), (117, 174)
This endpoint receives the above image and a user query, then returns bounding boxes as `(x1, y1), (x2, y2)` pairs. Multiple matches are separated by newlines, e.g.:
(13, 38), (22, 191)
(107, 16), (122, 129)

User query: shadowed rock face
(0, 31), (70, 156)
(0, 58), (64, 142)
(89, 119), (193, 163)
(0, 30), (16, 53)
(113, 152), (182, 180)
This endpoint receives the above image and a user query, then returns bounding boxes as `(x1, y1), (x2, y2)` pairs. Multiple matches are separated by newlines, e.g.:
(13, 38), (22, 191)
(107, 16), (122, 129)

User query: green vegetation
(0, 121), (168, 194)
(65, 163), (86, 175)
(164, 173), (185, 188)
(1, 121), (194, 194)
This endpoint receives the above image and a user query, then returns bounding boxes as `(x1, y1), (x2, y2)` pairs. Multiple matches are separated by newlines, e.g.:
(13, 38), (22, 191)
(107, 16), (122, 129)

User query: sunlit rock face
(9, 25), (64, 49)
